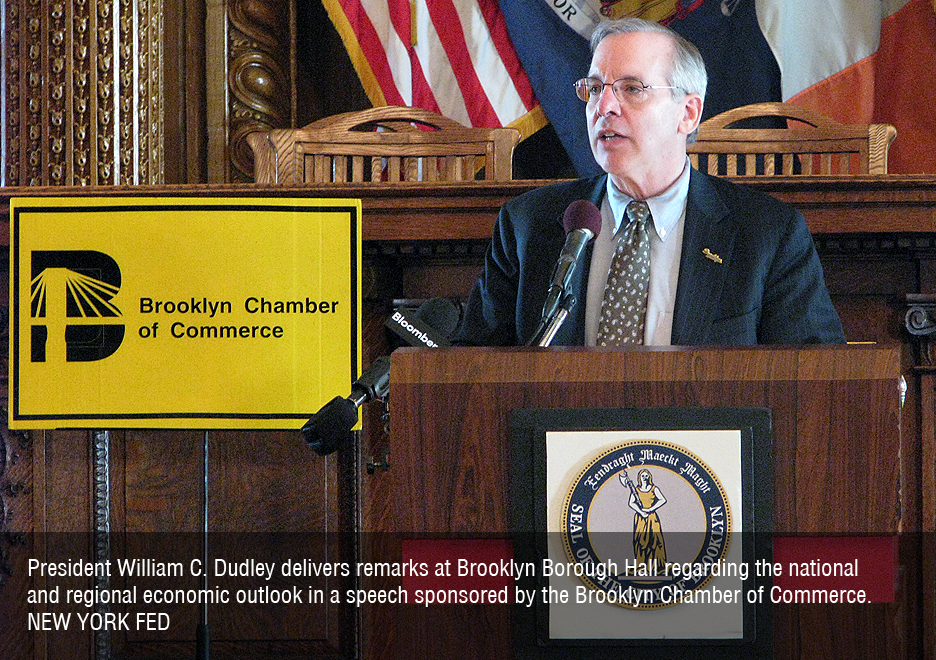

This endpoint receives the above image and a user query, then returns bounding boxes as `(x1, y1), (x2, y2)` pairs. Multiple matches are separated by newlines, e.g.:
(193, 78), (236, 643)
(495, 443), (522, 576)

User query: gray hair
(590, 18), (708, 106)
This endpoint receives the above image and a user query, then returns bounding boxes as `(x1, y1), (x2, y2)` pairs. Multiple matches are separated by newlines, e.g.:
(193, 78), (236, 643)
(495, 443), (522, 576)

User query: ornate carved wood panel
(2, 0), (164, 186)
(218, 0), (295, 183)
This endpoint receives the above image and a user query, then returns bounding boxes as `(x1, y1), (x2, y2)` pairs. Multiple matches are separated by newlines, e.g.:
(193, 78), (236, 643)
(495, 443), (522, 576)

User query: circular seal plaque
(561, 440), (732, 609)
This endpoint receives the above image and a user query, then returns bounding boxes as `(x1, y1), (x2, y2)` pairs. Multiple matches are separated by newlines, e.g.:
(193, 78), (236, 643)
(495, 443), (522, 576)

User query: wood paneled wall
(0, 0), (566, 186)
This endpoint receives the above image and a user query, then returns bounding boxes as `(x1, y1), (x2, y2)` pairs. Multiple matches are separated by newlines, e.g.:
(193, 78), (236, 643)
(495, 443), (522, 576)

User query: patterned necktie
(596, 200), (651, 346)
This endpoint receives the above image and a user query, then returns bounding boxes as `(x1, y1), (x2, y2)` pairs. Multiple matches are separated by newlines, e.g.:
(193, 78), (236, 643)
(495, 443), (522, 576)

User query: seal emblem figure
(620, 468), (668, 575)
(561, 440), (731, 609)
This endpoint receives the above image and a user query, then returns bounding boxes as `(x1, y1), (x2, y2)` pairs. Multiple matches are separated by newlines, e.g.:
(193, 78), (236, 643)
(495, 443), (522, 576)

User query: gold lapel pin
(703, 248), (723, 264)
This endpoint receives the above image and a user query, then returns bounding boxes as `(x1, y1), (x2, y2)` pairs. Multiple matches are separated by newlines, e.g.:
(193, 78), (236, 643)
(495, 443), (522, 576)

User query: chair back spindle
(688, 102), (896, 176)
(248, 106), (520, 184)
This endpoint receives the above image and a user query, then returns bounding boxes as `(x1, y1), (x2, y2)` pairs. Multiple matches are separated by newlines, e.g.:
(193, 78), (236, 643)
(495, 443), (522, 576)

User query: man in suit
(456, 17), (844, 347)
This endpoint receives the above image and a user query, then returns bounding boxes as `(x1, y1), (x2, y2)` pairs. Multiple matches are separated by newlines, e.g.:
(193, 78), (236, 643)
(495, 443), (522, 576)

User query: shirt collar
(605, 158), (691, 242)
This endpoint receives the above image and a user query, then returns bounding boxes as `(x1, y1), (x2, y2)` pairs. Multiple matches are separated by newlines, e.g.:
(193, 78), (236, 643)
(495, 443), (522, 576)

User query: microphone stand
(525, 293), (577, 347)
(195, 430), (210, 660)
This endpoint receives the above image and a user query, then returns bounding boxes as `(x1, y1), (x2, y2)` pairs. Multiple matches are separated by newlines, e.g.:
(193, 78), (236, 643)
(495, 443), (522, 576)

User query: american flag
(322, 0), (545, 138)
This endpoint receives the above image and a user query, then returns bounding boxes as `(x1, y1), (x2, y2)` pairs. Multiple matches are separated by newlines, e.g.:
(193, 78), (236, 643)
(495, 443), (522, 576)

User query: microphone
(540, 200), (602, 322)
(302, 298), (460, 455)
(300, 355), (389, 456)
(385, 297), (460, 348)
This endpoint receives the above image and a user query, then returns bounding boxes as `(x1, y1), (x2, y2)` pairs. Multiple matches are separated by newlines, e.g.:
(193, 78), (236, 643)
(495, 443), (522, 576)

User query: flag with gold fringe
(321, 0), (547, 140)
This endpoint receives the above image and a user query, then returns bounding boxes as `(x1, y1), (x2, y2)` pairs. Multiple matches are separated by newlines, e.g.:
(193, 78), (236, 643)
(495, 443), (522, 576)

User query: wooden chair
(688, 102), (896, 176)
(247, 106), (520, 184)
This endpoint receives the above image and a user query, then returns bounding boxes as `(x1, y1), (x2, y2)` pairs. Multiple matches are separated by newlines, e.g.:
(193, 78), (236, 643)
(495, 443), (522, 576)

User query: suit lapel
(671, 170), (736, 345)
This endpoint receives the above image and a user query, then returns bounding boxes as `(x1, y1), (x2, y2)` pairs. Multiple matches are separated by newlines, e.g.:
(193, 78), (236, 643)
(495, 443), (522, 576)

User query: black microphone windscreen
(562, 200), (602, 238)
(415, 297), (461, 341)
(303, 395), (358, 455)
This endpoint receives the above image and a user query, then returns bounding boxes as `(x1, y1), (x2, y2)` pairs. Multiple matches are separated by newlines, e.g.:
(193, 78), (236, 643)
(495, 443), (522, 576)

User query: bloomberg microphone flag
(322, 0), (547, 139)
(498, 0), (781, 176)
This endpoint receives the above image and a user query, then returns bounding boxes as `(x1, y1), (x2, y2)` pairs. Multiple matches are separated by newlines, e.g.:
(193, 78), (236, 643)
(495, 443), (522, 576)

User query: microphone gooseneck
(527, 200), (601, 346)
(302, 298), (460, 455)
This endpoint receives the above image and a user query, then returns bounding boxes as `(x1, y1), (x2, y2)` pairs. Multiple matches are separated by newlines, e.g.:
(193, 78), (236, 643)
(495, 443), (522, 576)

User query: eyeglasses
(574, 77), (684, 105)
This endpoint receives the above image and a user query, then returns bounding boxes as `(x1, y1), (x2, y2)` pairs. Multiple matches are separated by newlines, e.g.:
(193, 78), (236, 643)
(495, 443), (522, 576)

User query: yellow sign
(9, 197), (362, 429)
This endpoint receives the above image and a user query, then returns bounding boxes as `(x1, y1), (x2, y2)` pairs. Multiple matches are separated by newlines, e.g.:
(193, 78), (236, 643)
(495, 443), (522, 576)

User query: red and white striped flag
(322, 0), (545, 138)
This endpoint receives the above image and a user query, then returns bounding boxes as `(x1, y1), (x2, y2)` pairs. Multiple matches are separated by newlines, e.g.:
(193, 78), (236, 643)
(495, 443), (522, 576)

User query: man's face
(585, 32), (699, 196)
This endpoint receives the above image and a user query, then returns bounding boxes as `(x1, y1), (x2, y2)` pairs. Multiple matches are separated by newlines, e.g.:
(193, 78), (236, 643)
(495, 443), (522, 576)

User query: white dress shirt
(584, 159), (691, 346)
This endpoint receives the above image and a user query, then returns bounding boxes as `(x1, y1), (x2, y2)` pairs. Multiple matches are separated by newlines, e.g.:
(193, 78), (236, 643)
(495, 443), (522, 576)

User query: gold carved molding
(3, 0), (164, 186)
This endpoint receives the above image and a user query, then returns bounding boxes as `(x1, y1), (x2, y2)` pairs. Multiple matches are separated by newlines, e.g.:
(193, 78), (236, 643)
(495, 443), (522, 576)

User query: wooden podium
(363, 345), (911, 660)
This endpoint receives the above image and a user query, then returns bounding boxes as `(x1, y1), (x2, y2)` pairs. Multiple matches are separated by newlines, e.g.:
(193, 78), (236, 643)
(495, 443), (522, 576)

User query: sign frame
(510, 406), (773, 660)
(9, 197), (362, 430)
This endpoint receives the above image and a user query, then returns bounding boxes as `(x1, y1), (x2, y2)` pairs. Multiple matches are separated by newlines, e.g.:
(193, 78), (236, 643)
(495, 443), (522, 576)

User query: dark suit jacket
(456, 169), (845, 346)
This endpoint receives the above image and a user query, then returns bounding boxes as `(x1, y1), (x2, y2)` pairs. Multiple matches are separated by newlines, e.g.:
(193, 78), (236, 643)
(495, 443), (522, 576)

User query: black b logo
(30, 250), (125, 362)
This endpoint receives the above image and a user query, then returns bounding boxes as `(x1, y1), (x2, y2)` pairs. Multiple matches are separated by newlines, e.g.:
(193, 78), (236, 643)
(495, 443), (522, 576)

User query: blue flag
(498, 1), (599, 177)
(669, 1), (781, 119)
